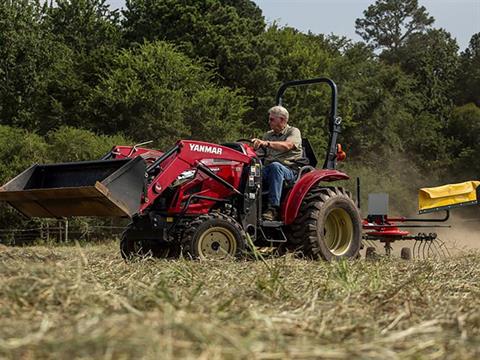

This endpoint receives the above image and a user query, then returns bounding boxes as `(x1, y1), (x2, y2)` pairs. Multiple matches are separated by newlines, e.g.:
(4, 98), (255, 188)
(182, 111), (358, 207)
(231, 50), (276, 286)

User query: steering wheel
(235, 138), (267, 159)
(235, 138), (253, 144)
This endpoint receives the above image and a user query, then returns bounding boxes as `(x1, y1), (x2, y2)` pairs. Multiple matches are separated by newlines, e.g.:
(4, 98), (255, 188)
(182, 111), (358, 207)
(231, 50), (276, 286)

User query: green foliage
(0, 125), (49, 229)
(122, 0), (278, 128)
(455, 33), (480, 106)
(40, 0), (122, 131)
(46, 126), (131, 162)
(446, 103), (480, 180)
(381, 30), (459, 170)
(262, 26), (342, 156)
(0, 125), (48, 183)
(0, 0), (69, 131)
(122, 0), (276, 88)
(386, 29), (459, 114)
(355, 0), (434, 51)
(89, 41), (248, 149)
(45, 0), (120, 52)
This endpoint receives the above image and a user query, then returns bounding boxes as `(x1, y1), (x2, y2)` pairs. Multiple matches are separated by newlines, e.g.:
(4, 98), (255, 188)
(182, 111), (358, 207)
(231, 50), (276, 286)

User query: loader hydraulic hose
(196, 163), (242, 195)
(146, 144), (180, 174)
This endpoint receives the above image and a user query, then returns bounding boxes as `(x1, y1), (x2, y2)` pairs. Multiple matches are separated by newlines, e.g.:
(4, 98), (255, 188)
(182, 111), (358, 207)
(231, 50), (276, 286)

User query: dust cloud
(436, 210), (480, 253)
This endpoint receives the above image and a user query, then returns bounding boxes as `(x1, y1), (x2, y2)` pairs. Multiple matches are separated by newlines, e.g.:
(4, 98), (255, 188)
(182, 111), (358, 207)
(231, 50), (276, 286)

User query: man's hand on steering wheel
(251, 138), (269, 150)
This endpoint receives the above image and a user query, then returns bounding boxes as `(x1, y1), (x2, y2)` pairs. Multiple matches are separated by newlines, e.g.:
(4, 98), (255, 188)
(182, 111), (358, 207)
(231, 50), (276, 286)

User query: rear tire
(182, 213), (246, 260)
(289, 186), (362, 261)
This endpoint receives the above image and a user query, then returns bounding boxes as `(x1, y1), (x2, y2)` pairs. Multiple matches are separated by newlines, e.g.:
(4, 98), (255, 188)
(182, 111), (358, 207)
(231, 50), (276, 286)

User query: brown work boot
(262, 207), (278, 221)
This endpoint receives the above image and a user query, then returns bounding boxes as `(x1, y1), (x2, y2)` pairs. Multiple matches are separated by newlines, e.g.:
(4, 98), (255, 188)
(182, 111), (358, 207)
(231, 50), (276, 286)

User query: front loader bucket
(0, 157), (146, 218)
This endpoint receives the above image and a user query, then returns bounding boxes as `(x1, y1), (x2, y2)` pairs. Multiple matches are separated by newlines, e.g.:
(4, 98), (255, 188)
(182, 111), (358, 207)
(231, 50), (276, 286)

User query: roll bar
(275, 77), (341, 170)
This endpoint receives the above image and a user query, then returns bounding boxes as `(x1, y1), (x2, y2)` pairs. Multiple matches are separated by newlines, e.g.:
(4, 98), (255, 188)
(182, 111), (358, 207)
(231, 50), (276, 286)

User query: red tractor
(0, 78), (362, 260)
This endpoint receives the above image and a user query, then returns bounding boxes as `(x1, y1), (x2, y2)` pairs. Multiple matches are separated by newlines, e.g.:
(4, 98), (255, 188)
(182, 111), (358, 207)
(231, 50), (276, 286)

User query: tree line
(0, 0), (479, 226)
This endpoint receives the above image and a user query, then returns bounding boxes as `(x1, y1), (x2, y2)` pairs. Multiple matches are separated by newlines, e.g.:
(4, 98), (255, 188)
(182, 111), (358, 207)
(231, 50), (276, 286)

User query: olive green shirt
(262, 125), (303, 168)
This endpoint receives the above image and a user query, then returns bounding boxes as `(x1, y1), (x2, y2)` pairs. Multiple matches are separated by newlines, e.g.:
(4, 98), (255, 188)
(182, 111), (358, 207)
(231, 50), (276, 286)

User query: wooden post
(65, 219), (69, 243)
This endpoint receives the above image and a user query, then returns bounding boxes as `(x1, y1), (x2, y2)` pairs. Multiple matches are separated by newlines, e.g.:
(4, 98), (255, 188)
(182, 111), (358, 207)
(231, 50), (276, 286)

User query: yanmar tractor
(0, 78), (362, 260)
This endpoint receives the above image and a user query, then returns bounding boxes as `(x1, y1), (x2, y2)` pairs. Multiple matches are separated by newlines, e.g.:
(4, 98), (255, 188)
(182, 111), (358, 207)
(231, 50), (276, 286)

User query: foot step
(260, 220), (284, 227)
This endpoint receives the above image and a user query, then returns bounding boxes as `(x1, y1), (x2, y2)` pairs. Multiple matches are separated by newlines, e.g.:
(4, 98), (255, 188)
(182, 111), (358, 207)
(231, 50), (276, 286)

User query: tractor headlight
(170, 170), (196, 187)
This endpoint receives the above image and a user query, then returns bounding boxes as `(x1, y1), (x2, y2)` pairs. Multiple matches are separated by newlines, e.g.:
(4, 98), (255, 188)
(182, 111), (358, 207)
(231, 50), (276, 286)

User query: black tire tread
(289, 186), (361, 260)
(182, 212), (246, 259)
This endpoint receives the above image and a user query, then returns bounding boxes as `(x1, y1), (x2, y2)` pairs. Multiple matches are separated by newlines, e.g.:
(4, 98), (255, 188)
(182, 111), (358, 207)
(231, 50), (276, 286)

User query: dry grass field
(0, 241), (479, 359)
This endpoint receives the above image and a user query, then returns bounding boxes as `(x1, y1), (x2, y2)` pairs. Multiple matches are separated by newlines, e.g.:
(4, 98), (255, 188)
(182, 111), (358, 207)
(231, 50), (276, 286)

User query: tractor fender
(282, 169), (350, 225)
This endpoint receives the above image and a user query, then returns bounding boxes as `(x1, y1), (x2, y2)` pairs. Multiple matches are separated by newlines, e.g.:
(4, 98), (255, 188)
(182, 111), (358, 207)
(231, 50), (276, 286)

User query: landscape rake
(362, 181), (479, 259)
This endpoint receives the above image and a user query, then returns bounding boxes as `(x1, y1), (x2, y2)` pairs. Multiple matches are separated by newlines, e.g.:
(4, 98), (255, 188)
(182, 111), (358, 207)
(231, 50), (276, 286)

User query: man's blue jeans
(263, 162), (296, 207)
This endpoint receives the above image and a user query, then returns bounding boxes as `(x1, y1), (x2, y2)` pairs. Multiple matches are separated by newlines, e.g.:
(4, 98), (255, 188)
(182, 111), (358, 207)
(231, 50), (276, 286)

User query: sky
(108, 0), (480, 51)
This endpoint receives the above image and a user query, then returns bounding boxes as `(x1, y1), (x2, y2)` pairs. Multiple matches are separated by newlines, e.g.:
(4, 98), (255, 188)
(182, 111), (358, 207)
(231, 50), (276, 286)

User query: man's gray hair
(268, 105), (289, 122)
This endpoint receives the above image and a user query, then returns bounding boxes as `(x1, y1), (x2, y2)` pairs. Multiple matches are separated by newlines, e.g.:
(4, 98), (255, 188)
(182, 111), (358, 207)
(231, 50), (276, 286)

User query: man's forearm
(267, 141), (295, 152)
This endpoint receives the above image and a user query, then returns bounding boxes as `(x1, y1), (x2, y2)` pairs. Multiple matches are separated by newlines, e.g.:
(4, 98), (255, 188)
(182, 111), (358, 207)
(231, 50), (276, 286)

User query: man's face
(268, 114), (286, 133)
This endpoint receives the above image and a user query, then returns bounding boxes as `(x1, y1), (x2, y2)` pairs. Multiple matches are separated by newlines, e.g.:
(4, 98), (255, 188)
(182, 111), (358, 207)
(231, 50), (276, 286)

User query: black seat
(298, 138), (317, 168)
(291, 139), (317, 181)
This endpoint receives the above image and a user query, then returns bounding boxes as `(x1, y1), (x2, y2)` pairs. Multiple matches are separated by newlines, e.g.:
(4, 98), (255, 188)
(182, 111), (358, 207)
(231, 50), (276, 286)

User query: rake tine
(425, 240), (432, 258)
(430, 239), (443, 258)
(423, 240), (428, 260)
(438, 238), (451, 257)
(430, 238), (446, 258)
(419, 240), (426, 260)
(436, 238), (451, 258)
(413, 240), (419, 259)
(427, 239), (435, 258)
(429, 240), (441, 258)
(416, 240), (422, 259)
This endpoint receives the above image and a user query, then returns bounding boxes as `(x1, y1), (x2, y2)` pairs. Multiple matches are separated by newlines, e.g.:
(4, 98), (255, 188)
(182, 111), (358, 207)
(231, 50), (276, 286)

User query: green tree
(0, 125), (49, 229)
(392, 29), (459, 115)
(446, 103), (480, 179)
(455, 33), (480, 106)
(355, 0), (434, 51)
(89, 41), (249, 149)
(0, 125), (48, 183)
(45, 0), (120, 53)
(46, 126), (130, 162)
(122, 0), (278, 124)
(0, 0), (71, 131)
(41, 0), (122, 130)
(261, 26), (345, 155)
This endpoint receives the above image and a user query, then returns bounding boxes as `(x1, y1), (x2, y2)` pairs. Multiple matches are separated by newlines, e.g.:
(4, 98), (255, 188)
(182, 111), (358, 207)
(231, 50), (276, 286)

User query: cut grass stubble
(0, 242), (479, 359)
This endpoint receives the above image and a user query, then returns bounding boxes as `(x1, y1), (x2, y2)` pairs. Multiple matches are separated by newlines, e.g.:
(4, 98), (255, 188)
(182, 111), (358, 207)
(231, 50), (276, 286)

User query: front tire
(182, 213), (246, 260)
(120, 226), (179, 261)
(290, 186), (362, 261)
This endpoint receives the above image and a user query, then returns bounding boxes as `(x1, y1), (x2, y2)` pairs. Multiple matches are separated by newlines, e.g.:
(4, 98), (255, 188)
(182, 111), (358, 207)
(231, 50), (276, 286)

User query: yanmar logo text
(189, 143), (223, 155)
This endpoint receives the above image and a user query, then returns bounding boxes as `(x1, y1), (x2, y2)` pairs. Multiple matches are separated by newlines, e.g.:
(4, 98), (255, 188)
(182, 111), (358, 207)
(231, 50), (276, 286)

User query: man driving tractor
(252, 105), (302, 221)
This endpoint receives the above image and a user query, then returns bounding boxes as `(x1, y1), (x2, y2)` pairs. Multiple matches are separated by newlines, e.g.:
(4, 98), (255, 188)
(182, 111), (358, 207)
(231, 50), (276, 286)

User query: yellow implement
(419, 181), (480, 213)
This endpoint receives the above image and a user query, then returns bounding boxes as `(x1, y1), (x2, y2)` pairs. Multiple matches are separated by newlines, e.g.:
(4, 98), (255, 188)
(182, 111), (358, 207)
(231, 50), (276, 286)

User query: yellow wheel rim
(324, 208), (353, 256)
(197, 226), (237, 259)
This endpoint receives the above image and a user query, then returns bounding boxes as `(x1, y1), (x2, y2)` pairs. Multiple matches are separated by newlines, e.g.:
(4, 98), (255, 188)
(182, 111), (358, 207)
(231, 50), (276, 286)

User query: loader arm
(139, 140), (252, 214)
